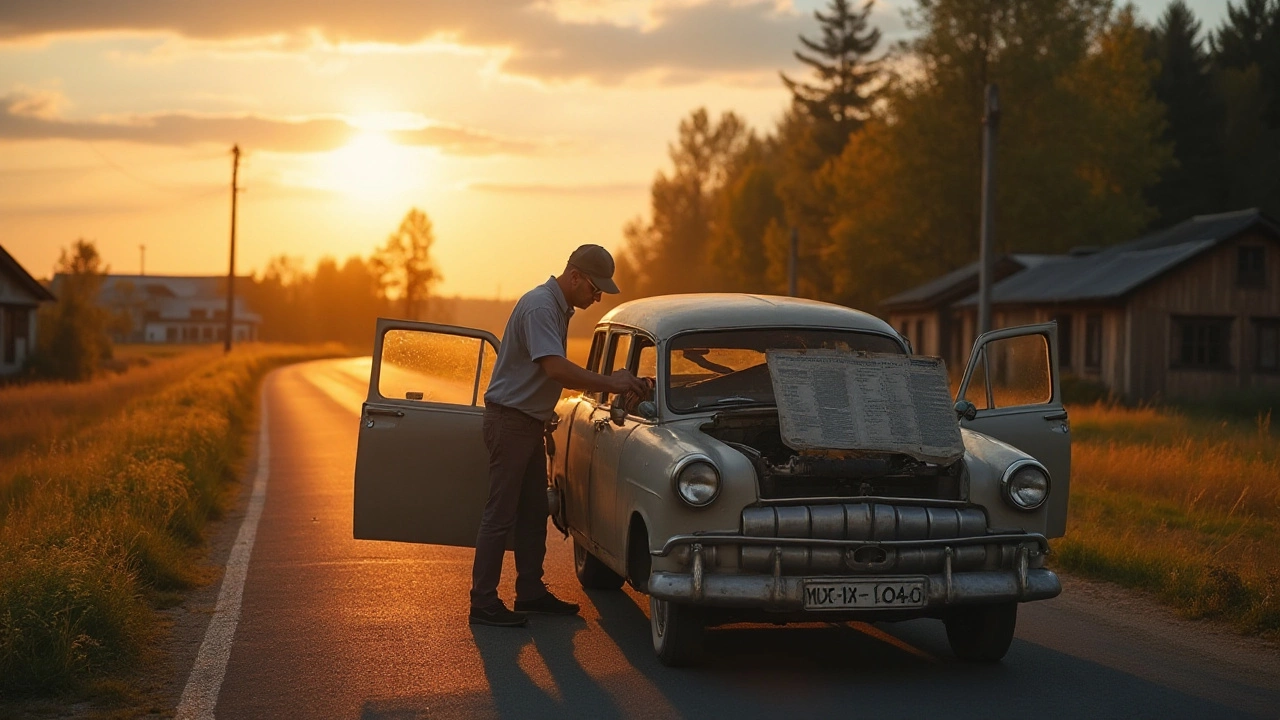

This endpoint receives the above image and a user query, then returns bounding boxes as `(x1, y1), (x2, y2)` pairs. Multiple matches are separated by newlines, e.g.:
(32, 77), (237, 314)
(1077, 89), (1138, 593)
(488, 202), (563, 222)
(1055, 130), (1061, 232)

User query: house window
(1054, 314), (1073, 369)
(1257, 319), (1280, 372)
(1173, 316), (1232, 370)
(1084, 314), (1102, 370)
(914, 320), (925, 355)
(1238, 246), (1266, 288)
(2, 306), (18, 364)
(166, 326), (177, 342)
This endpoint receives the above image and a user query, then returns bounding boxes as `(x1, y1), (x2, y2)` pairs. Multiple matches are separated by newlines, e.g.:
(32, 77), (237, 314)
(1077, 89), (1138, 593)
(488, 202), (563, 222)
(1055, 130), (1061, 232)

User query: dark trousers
(469, 404), (550, 610)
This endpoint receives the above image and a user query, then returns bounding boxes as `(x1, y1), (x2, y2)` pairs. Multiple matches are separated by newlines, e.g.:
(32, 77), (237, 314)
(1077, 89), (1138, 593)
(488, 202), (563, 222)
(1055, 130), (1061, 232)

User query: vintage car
(353, 294), (1069, 666)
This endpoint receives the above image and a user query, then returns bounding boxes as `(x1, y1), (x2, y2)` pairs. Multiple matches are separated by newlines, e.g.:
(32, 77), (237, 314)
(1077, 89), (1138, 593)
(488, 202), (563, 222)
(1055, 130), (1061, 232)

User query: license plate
(803, 579), (928, 610)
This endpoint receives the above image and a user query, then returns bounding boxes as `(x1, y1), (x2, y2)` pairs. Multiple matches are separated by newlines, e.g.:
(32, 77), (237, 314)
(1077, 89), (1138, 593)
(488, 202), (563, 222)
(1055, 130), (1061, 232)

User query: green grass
(1054, 402), (1280, 639)
(0, 344), (342, 698)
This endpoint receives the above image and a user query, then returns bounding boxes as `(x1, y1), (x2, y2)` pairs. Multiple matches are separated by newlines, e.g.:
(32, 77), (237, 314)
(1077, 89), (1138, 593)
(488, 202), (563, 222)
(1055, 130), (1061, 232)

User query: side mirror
(636, 400), (658, 421)
(610, 405), (628, 426)
(954, 399), (978, 421)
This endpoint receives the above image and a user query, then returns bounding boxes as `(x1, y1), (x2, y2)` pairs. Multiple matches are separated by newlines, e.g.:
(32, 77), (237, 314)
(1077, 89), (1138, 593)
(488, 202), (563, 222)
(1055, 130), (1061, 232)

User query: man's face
(570, 268), (603, 309)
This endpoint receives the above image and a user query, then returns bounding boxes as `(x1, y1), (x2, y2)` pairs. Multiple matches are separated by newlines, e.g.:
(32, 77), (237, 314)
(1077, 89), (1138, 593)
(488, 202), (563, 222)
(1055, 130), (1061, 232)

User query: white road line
(175, 384), (272, 720)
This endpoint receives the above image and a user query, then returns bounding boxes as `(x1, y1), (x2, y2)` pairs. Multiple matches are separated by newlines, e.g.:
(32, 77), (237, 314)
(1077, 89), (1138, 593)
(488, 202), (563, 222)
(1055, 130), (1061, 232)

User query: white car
(353, 294), (1069, 666)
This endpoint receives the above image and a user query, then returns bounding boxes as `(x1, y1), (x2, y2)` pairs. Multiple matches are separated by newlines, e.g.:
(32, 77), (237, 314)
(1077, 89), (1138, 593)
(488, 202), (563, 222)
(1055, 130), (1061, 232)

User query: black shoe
(469, 602), (528, 627)
(515, 590), (580, 616)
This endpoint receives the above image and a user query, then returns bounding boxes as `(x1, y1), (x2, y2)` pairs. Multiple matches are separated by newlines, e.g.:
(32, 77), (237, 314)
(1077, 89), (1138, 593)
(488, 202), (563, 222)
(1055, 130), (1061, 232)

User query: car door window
(599, 331), (633, 405)
(586, 329), (606, 373)
(378, 328), (496, 406)
(963, 333), (1052, 410)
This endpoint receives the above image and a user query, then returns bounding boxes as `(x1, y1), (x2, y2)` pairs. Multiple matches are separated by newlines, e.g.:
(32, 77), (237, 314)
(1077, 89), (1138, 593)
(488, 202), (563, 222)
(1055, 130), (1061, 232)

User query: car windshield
(666, 328), (905, 412)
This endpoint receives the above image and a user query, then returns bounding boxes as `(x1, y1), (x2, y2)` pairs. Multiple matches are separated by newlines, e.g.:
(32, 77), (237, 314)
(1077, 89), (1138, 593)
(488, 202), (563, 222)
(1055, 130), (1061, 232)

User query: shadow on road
(358, 589), (1260, 720)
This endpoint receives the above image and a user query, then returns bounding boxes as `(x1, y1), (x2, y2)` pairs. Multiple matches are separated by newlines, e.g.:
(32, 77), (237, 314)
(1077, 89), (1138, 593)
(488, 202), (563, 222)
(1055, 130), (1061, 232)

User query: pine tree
(781, 0), (884, 156)
(1148, 1), (1228, 225)
(1211, 0), (1280, 216)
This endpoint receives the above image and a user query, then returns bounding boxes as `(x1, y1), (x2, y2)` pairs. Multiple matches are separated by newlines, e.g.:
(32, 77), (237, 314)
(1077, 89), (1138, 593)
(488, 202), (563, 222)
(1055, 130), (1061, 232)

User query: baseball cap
(567, 244), (620, 294)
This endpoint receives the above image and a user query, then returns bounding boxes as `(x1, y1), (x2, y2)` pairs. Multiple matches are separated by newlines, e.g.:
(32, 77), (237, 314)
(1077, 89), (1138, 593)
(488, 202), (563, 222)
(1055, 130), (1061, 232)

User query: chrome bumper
(647, 532), (1060, 610)
(648, 567), (1061, 609)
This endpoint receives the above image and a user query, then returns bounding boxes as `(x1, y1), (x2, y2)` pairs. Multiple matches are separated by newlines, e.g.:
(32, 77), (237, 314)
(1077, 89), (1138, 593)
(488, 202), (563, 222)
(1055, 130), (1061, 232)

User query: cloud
(0, 0), (817, 83)
(0, 92), (538, 154)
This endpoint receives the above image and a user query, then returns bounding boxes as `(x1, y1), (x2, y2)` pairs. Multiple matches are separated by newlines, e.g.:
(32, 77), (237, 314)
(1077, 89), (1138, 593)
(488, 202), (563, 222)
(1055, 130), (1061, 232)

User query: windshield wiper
(691, 396), (767, 409)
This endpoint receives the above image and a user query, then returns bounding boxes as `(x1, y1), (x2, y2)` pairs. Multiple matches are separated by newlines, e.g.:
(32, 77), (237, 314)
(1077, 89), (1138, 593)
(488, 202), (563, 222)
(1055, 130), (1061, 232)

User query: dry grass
(0, 347), (223, 462)
(0, 344), (341, 697)
(1056, 402), (1280, 638)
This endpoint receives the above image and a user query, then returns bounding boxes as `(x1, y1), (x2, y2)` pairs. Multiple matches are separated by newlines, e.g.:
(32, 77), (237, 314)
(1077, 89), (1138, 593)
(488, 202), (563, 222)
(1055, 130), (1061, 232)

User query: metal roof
(950, 208), (1278, 307)
(879, 254), (1053, 308)
(0, 245), (56, 302)
(599, 293), (897, 341)
(955, 240), (1215, 306)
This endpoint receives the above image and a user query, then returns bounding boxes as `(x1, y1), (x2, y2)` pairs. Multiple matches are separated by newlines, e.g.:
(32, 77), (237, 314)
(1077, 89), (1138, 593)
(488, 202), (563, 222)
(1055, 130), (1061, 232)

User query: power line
(81, 140), (226, 200)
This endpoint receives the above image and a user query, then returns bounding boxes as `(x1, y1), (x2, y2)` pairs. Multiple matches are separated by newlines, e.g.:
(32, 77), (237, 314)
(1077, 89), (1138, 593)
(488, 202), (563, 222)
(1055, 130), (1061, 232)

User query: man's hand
(608, 369), (649, 397)
(536, 355), (650, 395)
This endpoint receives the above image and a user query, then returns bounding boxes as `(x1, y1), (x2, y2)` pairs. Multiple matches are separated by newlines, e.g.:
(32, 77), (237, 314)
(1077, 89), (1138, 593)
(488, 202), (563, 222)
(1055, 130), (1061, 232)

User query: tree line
(611, 0), (1280, 313)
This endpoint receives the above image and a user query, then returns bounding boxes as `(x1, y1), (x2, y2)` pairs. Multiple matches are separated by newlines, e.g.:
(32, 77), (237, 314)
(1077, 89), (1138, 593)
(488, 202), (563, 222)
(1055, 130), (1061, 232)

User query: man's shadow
(469, 615), (624, 720)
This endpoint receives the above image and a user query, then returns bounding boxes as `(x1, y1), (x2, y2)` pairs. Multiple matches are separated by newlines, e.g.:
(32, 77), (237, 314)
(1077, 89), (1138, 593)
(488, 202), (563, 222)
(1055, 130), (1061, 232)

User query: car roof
(597, 293), (900, 341)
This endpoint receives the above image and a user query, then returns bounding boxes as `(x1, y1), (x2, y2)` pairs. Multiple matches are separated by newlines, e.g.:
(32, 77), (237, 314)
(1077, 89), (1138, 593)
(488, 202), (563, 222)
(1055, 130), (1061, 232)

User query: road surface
(178, 359), (1280, 719)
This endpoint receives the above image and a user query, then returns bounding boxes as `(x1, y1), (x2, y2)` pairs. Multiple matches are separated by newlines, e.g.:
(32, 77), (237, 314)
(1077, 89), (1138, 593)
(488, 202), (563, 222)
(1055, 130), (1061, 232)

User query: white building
(0, 245), (56, 376)
(96, 275), (261, 344)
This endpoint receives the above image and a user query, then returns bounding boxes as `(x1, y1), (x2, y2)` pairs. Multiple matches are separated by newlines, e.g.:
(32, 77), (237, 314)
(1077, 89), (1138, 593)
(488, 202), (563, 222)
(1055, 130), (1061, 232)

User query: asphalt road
(196, 359), (1280, 719)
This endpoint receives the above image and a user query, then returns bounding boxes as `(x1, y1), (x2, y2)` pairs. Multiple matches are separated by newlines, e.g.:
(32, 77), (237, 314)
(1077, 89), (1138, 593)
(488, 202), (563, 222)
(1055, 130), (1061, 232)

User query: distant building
(882, 209), (1280, 402)
(94, 275), (261, 344)
(0, 245), (56, 375)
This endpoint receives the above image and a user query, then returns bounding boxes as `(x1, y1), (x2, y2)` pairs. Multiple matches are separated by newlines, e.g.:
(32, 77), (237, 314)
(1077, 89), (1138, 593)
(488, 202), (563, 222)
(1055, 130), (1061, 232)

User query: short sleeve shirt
(483, 276), (574, 420)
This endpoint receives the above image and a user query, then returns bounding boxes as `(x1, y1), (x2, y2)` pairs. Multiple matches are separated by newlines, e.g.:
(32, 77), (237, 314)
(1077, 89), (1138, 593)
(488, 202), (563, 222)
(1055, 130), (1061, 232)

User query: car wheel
(574, 539), (625, 591)
(649, 595), (705, 667)
(944, 602), (1017, 662)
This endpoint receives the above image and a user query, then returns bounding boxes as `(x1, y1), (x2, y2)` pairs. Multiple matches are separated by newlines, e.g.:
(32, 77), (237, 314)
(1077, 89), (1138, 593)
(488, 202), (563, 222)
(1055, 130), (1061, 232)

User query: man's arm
(537, 355), (649, 396)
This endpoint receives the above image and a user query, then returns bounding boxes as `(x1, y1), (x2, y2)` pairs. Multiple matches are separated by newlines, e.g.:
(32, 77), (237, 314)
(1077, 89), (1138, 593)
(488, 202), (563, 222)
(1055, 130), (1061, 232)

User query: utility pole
(788, 227), (798, 297)
(139, 245), (146, 276)
(225, 144), (241, 353)
(977, 84), (999, 337)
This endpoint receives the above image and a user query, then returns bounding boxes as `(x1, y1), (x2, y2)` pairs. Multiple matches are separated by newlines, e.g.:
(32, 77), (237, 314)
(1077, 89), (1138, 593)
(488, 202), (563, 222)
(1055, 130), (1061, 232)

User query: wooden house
(0, 245), (56, 376)
(882, 209), (1280, 402)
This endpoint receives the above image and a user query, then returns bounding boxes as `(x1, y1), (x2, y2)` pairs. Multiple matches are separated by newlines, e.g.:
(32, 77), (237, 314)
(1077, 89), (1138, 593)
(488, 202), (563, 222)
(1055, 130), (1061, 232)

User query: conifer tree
(781, 0), (883, 156)
(1148, 1), (1228, 225)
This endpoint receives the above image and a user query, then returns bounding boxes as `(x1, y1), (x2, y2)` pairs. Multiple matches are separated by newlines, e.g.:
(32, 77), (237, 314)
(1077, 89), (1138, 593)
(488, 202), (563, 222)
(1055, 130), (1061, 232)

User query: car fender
(962, 428), (1051, 535)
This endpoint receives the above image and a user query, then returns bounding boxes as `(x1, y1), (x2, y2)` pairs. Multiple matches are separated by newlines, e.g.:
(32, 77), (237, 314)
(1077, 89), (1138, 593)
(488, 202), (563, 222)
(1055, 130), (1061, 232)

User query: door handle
(366, 408), (405, 418)
(1043, 410), (1068, 421)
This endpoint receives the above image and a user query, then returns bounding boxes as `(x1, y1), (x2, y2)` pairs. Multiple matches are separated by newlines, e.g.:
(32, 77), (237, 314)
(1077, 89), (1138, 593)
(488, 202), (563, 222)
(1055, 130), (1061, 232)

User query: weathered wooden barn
(882, 209), (1280, 401)
(0, 245), (56, 376)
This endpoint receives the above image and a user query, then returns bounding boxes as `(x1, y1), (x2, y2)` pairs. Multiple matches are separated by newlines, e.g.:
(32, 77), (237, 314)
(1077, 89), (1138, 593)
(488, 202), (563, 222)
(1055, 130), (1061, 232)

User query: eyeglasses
(576, 268), (602, 299)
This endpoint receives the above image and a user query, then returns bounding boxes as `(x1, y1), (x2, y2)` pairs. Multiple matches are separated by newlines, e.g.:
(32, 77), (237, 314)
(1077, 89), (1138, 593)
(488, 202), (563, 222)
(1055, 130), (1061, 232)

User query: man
(469, 244), (649, 628)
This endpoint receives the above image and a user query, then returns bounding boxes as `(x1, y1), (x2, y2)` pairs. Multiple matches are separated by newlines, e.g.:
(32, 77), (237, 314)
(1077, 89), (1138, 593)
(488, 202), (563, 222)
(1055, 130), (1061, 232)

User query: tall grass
(1055, 402), (1280, 638)
(0, 345), (339, 696)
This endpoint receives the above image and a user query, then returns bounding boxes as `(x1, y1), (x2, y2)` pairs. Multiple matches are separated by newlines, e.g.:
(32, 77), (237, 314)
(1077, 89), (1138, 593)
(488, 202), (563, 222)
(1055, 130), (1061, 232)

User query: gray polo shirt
(484, 276), (574, 420)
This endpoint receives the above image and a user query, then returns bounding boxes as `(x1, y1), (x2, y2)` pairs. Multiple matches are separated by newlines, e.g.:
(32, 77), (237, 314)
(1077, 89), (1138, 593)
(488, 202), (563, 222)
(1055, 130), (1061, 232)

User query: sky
(0, 0), (1230, 298)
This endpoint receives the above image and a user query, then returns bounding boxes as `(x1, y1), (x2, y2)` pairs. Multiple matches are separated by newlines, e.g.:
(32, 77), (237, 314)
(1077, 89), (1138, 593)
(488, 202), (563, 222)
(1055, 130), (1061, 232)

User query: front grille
(735, 503), (988, 575)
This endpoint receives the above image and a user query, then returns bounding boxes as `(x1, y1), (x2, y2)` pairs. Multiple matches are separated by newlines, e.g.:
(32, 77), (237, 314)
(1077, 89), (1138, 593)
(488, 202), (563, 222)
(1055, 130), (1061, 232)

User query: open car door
(353, 318), (498, 546)
(957, 322), (1071, 538)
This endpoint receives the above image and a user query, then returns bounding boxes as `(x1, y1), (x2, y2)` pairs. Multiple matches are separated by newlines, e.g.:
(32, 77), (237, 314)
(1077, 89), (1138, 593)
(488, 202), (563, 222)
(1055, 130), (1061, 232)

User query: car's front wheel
(944, 602), (1017, 662)
(573, 539), (625, 591)
(649, 596), (705, 666)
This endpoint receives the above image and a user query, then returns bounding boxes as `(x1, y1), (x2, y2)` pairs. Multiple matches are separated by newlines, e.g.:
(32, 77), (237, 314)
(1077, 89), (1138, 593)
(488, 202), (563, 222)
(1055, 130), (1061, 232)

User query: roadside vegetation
(1055, 402), (1280, 640)
(0, 344), (340, 698)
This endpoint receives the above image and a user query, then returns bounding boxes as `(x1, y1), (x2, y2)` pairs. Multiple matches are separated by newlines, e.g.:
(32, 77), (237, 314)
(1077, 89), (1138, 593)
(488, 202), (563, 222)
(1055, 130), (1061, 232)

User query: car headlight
(673, 456), (720, 507)
(1001, 459), (1050, 511)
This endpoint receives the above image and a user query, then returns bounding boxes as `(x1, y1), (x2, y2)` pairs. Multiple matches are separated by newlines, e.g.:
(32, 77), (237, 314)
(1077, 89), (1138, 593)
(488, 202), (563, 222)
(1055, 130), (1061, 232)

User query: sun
(318, 131), (423, 199)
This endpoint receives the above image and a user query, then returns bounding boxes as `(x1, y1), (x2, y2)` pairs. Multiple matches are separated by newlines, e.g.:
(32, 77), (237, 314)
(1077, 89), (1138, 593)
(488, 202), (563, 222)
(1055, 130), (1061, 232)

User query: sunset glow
(0, 0), (1225, 297)
(315, 131), (427, 199)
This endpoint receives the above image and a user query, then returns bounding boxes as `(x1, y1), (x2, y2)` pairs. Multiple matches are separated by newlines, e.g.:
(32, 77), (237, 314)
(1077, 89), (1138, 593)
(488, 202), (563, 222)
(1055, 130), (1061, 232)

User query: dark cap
(567, 244), (620, 294)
